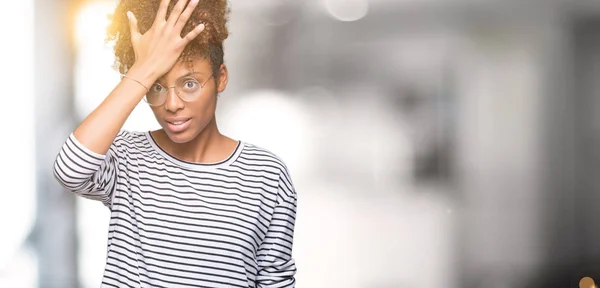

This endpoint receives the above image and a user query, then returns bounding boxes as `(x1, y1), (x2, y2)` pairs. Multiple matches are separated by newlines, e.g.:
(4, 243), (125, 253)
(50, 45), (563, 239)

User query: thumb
(127, 11), (140, 41)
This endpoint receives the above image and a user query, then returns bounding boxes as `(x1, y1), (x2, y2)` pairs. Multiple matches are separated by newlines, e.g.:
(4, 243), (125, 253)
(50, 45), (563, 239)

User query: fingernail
(126, 11), (132, 19)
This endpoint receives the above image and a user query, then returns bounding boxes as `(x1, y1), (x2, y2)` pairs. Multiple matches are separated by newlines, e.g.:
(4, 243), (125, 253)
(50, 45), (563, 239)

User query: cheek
(188, 97), (217, 123)
(194, 94), (218, 113)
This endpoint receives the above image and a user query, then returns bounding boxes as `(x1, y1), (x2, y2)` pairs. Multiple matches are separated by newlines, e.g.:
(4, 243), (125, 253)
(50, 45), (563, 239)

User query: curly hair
(106, 0), (230, 76)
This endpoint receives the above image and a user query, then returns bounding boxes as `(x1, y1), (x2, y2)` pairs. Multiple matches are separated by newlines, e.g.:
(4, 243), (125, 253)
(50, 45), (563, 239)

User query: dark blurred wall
(538, 15), (600, 287)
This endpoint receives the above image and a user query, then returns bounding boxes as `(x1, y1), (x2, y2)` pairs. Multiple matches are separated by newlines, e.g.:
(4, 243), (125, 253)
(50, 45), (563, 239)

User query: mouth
(168, 120), (188, 125)
(165, 118), (191, 133)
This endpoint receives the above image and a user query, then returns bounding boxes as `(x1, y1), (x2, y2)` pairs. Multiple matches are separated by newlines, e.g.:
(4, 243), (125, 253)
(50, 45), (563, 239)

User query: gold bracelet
(121, 75), (149, 92)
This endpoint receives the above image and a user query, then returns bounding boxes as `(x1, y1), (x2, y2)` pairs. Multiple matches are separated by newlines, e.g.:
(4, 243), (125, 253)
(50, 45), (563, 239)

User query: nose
(164, 87), (185, 112)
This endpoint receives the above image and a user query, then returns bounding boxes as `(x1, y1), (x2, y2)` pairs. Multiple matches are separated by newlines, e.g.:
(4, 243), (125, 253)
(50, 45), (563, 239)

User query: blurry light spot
(74, 2), (112, 49)
(74, 1), (156, 131)
(580, 277), (596, 288)
(324, 0), (369, 22)
(74, 1), (122, 118)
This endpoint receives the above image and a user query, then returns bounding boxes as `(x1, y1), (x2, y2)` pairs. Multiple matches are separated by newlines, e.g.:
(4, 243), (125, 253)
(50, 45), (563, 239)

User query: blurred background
(2, 0), (600, 287)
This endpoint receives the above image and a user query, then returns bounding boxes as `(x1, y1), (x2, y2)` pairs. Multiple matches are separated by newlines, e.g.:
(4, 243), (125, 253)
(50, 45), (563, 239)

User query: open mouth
(165, 118), (191, 132)
(168, 120), (189, 125)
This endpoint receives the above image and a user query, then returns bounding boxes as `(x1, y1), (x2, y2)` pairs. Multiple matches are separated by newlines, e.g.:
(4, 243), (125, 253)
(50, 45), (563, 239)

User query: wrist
(126, 63), (160, 89)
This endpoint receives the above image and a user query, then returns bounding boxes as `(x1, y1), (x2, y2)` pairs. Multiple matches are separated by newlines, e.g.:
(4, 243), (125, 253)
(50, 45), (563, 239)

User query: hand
(127, 0), (205, 79)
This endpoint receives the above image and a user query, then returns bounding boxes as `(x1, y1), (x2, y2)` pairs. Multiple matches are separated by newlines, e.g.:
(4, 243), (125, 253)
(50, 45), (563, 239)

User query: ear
(216, 64), (228, 93)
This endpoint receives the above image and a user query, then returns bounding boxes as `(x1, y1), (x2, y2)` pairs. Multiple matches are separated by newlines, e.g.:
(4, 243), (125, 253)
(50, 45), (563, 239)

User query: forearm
(73, 64), (157, 155)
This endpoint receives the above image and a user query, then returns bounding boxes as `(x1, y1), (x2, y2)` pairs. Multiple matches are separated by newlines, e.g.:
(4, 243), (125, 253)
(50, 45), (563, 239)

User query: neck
(157, 117), (232, 164)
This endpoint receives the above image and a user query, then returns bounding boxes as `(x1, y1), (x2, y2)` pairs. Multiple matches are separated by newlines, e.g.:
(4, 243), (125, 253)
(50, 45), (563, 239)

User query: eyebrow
(157, 72), (205, 83)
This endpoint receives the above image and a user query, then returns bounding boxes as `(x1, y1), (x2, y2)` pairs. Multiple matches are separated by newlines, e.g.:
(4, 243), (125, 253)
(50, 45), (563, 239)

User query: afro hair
(106, 0), (230, 74)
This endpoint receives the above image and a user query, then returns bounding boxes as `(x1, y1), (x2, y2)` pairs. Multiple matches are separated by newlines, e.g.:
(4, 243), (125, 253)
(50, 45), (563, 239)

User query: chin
(167, 134), (193, 144)
(162, 125), (197, 144)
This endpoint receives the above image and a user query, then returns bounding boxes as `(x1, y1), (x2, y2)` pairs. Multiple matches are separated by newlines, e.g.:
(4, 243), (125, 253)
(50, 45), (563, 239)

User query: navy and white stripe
(53, 131), (297, 288)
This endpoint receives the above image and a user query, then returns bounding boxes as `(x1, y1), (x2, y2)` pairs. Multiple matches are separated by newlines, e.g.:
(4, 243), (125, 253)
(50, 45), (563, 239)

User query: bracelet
(121, 75), (150, 92)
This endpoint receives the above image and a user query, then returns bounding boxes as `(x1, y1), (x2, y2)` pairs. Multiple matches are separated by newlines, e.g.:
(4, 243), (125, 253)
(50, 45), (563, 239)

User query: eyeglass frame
(144, 72), (215, 107)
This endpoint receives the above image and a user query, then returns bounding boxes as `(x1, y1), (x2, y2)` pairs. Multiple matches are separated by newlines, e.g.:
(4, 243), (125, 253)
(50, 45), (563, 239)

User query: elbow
(52, 156), (88, 191)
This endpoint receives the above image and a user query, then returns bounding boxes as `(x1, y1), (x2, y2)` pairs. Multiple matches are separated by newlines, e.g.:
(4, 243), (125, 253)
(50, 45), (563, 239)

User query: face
(149, 57), (228, 144)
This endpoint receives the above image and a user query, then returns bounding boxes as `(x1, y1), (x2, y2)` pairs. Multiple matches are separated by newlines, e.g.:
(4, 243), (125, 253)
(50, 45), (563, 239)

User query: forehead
(161, 57), (212, 80)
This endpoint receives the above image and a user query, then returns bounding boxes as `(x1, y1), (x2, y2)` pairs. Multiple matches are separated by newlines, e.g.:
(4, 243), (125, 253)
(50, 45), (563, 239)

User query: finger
(127, 11), (140, 40)
(174, 0), (199, 32)
(166, 0), (189, 27)
(182, 23), (205, 44)
(154, 0), (170, 23)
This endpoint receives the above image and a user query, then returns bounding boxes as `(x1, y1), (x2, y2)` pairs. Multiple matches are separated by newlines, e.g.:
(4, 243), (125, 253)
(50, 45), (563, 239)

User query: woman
(52, 0), (297, 287)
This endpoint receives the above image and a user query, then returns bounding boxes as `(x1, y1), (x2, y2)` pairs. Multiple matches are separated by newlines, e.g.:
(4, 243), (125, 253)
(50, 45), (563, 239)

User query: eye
(150, 83), (164, 92)
(181, 80), (199, 92)
(184, 80), (197, 89)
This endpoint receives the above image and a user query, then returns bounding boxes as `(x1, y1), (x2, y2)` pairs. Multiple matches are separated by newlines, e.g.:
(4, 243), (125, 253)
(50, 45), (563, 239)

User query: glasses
(144, 73), (214, 107)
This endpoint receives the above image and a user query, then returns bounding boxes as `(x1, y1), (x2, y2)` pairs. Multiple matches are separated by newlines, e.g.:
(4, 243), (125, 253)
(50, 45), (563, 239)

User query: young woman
(52, 0), (297, 287)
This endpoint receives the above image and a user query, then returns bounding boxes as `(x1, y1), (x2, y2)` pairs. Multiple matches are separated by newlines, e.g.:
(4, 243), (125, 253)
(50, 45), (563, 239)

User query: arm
(72, 65), (153, 155)
(256, 168), (298, 288)
(74, 0), (204, 155)
(53, 0), (205, 204)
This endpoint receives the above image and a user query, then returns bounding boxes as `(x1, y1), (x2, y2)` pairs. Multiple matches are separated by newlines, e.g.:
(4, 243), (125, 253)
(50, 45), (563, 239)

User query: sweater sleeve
(256, 167), (298, 287)
(52, 131), (128, 208)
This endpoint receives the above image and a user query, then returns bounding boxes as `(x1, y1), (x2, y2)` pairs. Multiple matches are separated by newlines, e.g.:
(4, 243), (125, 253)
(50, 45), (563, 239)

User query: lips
(165, 117), (191, 133)
(166, 117), (191, 123)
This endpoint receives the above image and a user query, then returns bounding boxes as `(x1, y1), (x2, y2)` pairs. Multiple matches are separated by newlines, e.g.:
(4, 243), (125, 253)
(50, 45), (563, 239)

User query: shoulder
(240, 142), (291, 174)
(113, 130), (148, 145)
(110, 130), (151, 154)
(241, 142), (296, 198)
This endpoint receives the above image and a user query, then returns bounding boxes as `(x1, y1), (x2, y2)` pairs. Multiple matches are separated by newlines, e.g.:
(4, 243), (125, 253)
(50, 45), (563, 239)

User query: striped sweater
(53, 131), (297, 287)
